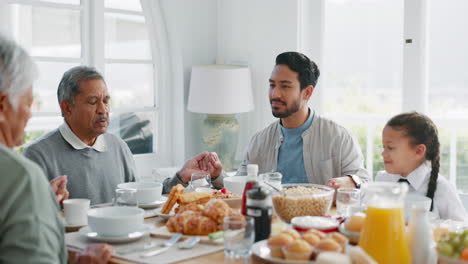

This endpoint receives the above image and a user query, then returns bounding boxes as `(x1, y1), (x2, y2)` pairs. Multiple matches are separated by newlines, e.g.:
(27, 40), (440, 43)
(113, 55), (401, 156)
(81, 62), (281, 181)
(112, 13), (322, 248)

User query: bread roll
(282, 239), (313, 261)
(302, 232), (321, 246)
(315, 238), (341, 252)
(327, 232), (348, 253)
(267, 234), (294, 258)
(281, 229), (301, 240)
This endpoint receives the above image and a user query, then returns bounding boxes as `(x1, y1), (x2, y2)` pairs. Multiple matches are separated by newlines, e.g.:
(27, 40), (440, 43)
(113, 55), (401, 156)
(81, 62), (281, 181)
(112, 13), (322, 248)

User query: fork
(178, 236), (200, 249)
(140, 233), (182, 258)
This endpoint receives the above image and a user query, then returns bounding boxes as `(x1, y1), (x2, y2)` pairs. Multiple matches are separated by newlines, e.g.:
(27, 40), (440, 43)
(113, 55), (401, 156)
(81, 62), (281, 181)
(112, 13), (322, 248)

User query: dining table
(65, 203), (267, 264)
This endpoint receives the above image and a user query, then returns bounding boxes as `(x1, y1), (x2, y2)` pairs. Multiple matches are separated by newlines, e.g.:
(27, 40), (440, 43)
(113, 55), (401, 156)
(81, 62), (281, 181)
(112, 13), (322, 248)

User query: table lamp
(188, 64), (254, 171)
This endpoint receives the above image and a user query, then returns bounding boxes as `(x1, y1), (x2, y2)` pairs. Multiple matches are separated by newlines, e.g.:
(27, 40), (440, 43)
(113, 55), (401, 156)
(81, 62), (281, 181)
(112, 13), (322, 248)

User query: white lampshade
(188, 64), (254, 114)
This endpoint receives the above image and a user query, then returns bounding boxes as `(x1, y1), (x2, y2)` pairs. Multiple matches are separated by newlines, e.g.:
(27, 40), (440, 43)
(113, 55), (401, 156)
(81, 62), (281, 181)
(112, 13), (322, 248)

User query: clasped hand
(178, 152), (223, 183)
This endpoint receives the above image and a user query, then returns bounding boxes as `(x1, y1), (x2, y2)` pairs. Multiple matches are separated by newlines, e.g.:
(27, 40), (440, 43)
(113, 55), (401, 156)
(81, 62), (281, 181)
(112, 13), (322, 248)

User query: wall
(159, 0), (218, 163)
(159, 0), (304, 168)
(218, 0), (301, 162)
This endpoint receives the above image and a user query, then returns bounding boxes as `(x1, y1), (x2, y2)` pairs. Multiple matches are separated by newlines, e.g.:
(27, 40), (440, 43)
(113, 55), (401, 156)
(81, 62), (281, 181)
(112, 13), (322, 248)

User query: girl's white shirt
(375, 163), (467, 221)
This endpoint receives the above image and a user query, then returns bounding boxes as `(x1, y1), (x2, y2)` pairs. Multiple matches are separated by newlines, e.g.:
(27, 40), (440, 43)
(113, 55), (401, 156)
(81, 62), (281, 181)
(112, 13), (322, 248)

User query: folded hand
(50, 175), (69, 205)
(75, 244), (112, 264)
(179, 152), (223, 183)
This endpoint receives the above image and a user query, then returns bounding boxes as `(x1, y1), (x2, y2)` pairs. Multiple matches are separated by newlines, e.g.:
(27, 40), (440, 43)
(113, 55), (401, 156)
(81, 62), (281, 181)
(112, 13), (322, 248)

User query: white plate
(153, 207), (175, 220)
(79, 224), (152, 243)
(252, 240), (315, 264)
(139, 196), (168, 209)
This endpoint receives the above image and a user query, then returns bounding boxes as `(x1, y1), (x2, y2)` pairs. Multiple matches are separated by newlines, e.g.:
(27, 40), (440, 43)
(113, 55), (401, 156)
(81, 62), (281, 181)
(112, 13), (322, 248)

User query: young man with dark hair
(240, 51), (370, 189)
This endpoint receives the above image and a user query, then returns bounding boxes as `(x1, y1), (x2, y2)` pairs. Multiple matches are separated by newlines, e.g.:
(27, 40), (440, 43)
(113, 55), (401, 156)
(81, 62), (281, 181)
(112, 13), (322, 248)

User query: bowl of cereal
(272, 184), (335, 223)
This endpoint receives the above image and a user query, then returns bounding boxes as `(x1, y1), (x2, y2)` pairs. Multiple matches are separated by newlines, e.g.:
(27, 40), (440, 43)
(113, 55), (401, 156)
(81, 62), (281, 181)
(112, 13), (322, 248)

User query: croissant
(166, 211), (220, 235)
(203, 199), (232, 224)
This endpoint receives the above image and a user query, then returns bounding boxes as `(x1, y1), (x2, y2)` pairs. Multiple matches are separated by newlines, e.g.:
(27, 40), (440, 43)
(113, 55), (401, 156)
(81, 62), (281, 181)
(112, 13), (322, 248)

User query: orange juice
(359, 206), (411, 264)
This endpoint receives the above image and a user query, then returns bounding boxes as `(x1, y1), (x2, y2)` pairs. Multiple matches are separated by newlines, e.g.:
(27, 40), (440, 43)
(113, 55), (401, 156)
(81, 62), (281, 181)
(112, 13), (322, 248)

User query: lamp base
(201, 114), (239, 172)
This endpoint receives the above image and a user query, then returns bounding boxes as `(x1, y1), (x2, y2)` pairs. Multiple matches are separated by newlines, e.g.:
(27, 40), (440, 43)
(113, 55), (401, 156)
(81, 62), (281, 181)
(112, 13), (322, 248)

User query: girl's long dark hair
(386, 112), (440, 211)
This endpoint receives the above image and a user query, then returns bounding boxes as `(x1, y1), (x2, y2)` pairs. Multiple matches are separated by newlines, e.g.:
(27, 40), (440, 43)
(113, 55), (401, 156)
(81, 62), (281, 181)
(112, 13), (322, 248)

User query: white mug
(63, 199), (90, 226)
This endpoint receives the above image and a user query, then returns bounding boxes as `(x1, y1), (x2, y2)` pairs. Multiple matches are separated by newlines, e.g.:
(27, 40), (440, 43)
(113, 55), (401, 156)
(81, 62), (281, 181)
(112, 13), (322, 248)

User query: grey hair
(57, 65), (104, 107)
(0, 34), (38, 110)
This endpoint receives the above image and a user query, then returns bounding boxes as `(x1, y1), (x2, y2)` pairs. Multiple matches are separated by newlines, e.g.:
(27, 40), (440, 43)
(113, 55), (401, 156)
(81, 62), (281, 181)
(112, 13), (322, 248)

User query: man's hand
(75, 244), (112, 264)
(201, 152), (223, 179)
(179, 152), (223, 183)
(50, 175), (69, 205)
(326, 176), (356, 190)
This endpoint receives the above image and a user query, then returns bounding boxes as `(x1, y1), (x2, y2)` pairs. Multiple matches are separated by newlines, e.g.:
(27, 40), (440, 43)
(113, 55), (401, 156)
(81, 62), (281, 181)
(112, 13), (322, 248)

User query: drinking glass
(114, 188), (138, 207)
(223, 216), (254, 263)
(336, 188), (361, 217)
(186, 172), (211, 192)
(260, 172), (282, 192)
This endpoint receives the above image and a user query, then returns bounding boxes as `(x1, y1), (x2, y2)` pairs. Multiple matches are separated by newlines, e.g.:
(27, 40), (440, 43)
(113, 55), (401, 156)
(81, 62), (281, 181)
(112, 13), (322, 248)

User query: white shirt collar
(378, 163), (430, 191)
(404, 163), (431, 190)
(59, 122), (106, 152)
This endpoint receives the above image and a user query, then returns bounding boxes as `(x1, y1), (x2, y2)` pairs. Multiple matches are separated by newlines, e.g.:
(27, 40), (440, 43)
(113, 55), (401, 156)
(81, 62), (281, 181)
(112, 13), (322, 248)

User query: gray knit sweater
(23, 129), (136, 205)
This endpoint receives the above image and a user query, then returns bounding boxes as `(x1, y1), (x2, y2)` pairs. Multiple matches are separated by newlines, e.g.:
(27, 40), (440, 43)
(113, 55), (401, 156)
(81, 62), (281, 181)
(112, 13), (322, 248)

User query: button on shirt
(277, 110), (314, 184)
(375, 163), (467, 221)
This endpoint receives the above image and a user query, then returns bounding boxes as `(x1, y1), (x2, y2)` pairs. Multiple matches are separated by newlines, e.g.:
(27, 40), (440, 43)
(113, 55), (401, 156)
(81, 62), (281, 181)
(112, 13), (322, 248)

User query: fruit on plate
(436, 230), (468, 260)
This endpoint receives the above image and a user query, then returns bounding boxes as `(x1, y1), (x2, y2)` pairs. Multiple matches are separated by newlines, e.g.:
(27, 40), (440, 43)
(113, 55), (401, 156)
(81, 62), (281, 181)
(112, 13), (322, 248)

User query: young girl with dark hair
(375, 112), (466, 221)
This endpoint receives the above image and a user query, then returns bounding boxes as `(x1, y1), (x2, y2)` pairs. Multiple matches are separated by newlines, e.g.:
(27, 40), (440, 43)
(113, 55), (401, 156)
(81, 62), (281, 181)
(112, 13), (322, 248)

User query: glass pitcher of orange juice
(359, 182), (410, 264)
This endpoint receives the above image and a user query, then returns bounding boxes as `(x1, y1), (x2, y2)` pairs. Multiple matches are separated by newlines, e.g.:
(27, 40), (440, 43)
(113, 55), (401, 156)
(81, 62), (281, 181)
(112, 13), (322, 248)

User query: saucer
(139, 196), (168, 209)
(79, 224), (152, 243)
(61, 216), (86, 231)
(153, 207), (175, 220)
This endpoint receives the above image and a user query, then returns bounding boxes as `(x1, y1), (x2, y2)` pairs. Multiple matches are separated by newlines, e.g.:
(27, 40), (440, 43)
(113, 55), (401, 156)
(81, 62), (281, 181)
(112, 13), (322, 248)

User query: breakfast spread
(162, 185), (241, 236)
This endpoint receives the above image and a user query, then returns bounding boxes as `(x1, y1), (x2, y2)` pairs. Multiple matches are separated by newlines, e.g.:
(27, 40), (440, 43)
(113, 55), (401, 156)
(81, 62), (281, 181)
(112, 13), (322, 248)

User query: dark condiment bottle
(246, 187), (272, 242)
(241, 164), (258, 215)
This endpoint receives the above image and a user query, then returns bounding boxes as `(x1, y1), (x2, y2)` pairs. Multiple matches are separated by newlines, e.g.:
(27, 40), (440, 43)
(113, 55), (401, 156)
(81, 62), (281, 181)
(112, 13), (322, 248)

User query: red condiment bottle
(241, 164), (258, 215)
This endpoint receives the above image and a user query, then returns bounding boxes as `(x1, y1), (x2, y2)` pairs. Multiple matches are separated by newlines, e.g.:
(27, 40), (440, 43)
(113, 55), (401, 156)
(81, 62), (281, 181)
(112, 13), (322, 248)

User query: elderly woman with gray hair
(0, 34), (111, 263)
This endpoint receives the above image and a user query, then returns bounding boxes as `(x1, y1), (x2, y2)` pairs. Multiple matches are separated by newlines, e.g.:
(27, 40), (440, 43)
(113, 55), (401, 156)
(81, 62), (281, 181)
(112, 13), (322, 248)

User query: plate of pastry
(254, 228), (376, 263)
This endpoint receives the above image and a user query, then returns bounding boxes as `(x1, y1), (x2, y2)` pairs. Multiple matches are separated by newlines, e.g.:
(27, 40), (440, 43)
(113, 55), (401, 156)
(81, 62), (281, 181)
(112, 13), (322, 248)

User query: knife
(117, 241), (159, 255)
(140, 233), (183, 258)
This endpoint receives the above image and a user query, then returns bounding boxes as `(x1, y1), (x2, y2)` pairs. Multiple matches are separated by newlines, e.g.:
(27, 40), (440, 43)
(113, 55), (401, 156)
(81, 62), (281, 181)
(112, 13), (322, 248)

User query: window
(315, 0), (468, 191)
(428, 0), (468, 192)
(322, 0), (404, 178)
(3, 0), (157, 155)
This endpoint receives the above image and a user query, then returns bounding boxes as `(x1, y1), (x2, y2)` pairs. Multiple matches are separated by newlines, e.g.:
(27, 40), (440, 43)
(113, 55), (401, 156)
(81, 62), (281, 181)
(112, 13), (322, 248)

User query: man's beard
(271, 99), (301, 118)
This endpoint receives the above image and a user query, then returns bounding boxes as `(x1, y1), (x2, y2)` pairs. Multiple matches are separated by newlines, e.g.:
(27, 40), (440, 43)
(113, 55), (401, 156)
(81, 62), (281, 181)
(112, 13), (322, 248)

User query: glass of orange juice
(359, 182), (410, 264)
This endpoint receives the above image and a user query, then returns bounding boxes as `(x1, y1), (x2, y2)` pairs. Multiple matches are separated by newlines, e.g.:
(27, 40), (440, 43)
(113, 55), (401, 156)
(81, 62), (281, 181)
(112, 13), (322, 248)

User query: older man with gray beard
(24, 66), (136, 205)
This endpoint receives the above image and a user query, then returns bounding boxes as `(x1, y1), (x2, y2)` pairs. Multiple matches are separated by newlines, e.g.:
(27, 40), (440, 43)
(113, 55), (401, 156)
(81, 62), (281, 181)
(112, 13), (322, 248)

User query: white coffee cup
(117, 182), (163, 205)
(63, 199), (90, 226)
